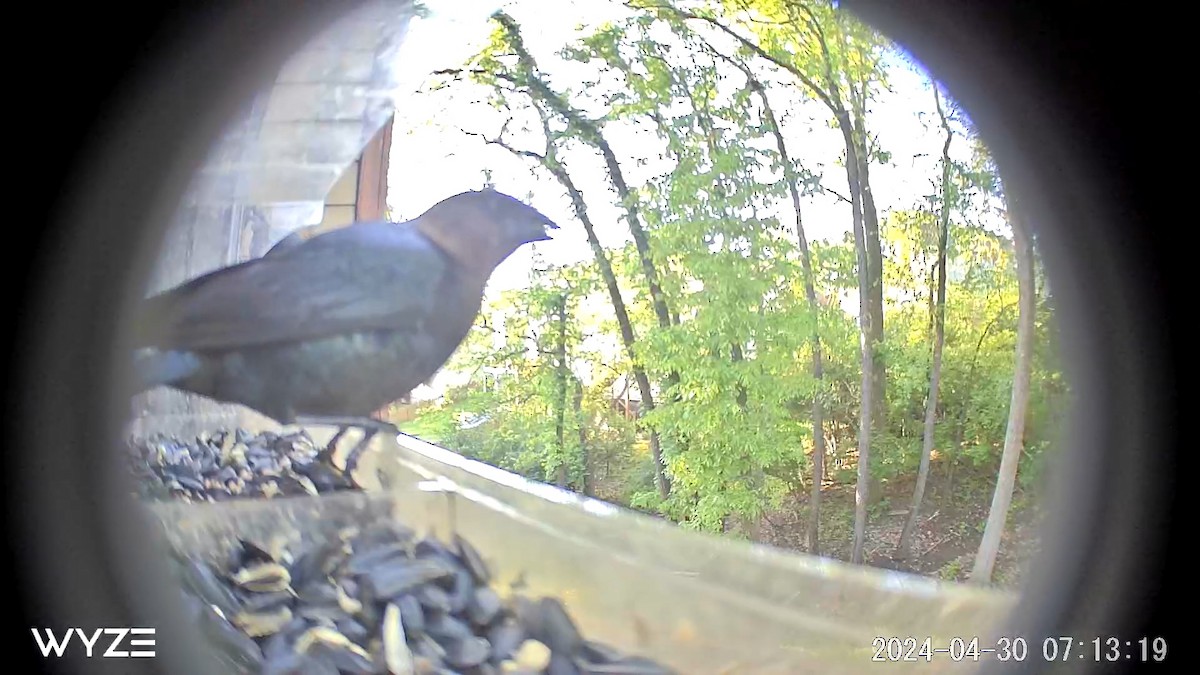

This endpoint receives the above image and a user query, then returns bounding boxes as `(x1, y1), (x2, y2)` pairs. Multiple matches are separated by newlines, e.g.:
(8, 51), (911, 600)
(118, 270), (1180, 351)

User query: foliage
(404, 0), (1065, 569)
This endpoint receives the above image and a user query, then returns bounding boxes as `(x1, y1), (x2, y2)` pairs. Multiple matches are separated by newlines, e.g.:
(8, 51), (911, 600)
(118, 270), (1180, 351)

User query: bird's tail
(132, 349), (201, 391)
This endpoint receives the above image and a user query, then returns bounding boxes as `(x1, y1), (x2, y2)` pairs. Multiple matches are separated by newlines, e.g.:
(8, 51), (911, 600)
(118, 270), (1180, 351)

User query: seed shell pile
(127, 428), (358, 502)
(171, 521), (678, 675)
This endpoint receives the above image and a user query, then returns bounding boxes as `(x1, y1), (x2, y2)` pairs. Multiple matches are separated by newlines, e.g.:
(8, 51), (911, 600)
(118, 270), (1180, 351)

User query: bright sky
(384, 0), (988, 398)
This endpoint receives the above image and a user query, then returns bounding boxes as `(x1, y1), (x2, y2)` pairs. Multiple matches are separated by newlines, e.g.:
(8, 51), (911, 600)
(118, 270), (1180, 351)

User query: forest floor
(758, 461), (1045, 589)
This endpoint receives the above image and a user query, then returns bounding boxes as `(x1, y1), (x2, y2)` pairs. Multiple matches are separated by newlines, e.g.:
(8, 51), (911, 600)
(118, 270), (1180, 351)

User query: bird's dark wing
(138, 226), (451, 351)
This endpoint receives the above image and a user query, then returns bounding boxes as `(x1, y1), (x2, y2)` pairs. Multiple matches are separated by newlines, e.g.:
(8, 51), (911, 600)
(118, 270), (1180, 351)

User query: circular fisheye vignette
(11, 1), (1161, 672)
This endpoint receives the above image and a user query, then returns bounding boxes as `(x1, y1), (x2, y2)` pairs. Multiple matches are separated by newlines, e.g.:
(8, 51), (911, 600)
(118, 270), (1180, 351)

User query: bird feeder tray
(146, 432), (1017, 674)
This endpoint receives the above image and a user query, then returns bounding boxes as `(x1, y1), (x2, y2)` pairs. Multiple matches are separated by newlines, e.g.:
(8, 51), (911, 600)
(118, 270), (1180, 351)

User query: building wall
(283, 116), (393, 242)
(322, 160), (359, 230)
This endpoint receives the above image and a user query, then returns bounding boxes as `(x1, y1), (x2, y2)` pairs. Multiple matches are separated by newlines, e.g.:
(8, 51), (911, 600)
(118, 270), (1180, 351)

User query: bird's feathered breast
(135, 222), (469, 352)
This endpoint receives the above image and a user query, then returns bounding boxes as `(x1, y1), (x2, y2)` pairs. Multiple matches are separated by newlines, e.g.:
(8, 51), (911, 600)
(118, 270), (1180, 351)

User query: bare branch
(633, 1), (838, 112)
(460, 126), (548, 165)
(820, 186), (853, 204)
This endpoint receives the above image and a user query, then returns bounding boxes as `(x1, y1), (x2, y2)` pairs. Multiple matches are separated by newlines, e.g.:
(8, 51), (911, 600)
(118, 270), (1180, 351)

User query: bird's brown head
(415, 189), (558, 274)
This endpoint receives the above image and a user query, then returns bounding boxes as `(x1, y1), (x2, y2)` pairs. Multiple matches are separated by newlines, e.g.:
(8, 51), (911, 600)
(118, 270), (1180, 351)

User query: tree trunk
(471, 67), (672, 497)
(945, 302), (1011, 493)
(545, 159), (671, 499)
(730, 342), (762, 541)
(846, 135), (874, 565)
(840, 120), (887, 519)
(493, 11), (676, 497)
(553, 292), (569, 489)
(856, 134), (888, 433)
(667, 3), (885, 538)
(841, 23), (887, 437)
(971, 197), (1036, 584)
(898, 86), (952, 559)
(573, 378), (591, 497)
(927, 261), (936, 348)
(739, 69), (828, 555)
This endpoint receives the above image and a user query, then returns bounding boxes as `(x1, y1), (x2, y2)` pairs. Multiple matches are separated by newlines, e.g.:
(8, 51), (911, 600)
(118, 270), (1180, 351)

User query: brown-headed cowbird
(133, 189), (557, 471)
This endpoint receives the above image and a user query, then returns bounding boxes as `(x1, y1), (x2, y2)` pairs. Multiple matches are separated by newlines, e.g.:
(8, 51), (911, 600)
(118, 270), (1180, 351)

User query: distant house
(610, 373), (646, 420)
